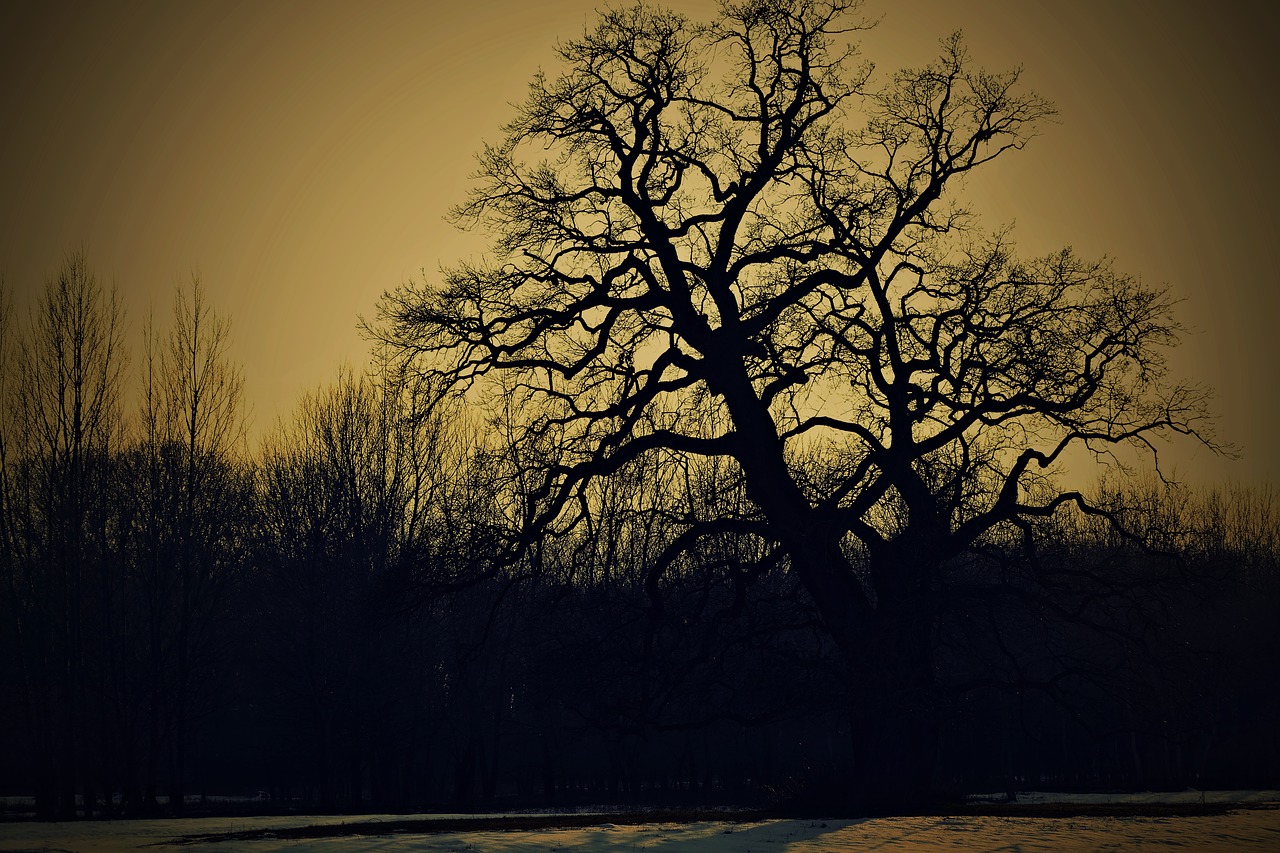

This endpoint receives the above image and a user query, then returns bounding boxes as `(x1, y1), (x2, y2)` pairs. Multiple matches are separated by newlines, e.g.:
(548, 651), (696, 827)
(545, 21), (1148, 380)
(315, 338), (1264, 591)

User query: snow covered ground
(967, 788), (1280, 806)
(1, 794), (1277, 852)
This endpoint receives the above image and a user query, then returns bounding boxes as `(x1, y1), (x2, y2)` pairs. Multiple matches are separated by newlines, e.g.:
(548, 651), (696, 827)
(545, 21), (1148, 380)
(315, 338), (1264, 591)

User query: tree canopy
(378, 0), (1219, 807)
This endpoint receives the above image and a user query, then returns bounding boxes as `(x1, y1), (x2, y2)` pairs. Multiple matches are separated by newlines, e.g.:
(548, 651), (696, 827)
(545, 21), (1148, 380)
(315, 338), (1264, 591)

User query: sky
(1, 0), (1277, 487)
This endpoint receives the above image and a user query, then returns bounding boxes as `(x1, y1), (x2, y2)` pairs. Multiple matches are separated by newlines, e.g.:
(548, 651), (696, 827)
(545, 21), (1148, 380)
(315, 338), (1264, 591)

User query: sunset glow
(2, 0), (1275, 482)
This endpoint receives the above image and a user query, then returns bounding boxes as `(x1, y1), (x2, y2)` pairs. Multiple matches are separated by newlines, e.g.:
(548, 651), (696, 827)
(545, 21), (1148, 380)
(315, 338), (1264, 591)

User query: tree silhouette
(1, 252), (127, 818)
(378, 0), (1219, 809)
(131, 277), (248, 814)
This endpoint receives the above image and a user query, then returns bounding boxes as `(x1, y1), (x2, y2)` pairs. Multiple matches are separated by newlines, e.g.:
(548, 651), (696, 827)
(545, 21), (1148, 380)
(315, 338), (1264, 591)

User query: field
(2, 792), (1277, 852)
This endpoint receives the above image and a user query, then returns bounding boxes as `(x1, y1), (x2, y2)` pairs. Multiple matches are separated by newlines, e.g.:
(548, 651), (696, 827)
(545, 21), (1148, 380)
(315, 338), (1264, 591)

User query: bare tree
(254, 359), (476, 809)
(3, 252), (127, 817)
(376, 0), (1220, 807)
(130, 275), (247, 813)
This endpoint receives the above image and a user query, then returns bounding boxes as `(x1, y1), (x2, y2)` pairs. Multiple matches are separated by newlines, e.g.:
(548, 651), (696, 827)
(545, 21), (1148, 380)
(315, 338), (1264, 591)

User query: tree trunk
(781, 527), (941, 812)
(845, 593), (940, 814)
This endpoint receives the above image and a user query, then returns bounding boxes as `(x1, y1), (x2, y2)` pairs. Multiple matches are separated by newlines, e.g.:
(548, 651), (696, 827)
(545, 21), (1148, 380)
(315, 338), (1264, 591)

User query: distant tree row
(0, 255), (249, 818)
(1, 254), (1278, 819)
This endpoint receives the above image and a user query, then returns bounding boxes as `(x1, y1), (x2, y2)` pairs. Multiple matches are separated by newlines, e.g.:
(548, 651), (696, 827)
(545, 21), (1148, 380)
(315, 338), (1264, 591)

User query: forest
(3, 0), (1279, 821)
(0, 256), (1277, 819)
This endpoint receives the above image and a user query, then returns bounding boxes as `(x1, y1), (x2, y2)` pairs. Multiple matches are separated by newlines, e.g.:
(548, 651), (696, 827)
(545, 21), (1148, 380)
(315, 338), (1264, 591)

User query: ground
(1, 792), (1277, 852)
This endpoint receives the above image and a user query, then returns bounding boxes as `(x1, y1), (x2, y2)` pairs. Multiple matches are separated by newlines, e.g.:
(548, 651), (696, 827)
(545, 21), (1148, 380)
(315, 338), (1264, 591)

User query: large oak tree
(378, 0), (1218, 807)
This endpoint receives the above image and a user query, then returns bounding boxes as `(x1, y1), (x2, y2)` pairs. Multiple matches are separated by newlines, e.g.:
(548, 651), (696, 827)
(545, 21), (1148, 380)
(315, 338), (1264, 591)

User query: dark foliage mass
(0, 254), (1277, 819)
(2, 1), (1278, 819)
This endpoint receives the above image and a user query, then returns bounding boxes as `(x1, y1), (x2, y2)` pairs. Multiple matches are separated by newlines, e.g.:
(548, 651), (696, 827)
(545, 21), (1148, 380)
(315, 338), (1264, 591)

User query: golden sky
(2, 0), (1277, 486)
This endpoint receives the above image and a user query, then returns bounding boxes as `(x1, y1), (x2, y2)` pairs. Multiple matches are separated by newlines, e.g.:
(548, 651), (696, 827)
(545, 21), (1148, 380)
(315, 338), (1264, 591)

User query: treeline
(1, 255), (1277, 818)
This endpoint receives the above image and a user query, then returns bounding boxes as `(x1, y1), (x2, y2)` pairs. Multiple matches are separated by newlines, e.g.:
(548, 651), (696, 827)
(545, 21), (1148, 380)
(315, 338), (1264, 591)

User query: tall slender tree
(131, 276), (246, 812)
(4, 252), (126, 817)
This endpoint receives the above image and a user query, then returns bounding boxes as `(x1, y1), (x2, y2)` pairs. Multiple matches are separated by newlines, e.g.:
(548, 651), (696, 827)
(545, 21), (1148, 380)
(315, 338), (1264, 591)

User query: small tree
(378, 0), (1219, 807)
(253, 359), (478, 809)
